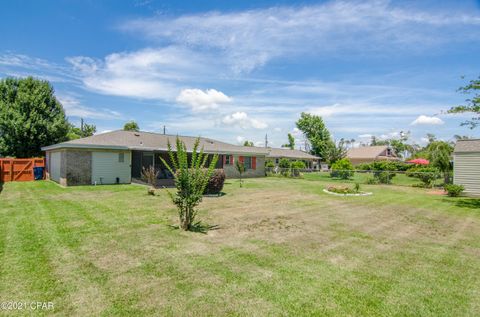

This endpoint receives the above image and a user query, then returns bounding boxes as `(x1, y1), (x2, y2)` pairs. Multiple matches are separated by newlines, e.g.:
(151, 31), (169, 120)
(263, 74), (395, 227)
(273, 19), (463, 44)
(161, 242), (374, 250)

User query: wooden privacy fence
(0, 158), (45, 182)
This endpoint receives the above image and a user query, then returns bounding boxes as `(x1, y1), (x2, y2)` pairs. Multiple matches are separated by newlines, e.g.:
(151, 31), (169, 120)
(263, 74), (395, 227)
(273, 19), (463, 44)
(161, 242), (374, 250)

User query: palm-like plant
(160, 137), (218, 231)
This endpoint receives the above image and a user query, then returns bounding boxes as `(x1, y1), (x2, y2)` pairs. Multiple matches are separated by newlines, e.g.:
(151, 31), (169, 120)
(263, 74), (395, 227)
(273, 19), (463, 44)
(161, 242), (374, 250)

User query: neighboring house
(266, 147), (320, 169)
(41, 130), (268, 186)
(346, 145), (398, 165)
(453, 139), (480, 197)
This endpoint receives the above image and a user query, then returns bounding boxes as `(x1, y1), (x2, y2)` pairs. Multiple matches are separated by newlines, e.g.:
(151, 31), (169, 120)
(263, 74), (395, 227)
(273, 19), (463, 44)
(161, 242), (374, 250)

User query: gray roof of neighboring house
(454, 139), (480, 153)
(347, 145), (395, 159)
(41, 130), (269, 155)
(266, 147), (319, 160)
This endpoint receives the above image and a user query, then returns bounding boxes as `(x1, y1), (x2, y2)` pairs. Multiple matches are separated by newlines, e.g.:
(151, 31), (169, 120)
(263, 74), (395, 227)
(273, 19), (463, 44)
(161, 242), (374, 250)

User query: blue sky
(1, 0), (480, 148)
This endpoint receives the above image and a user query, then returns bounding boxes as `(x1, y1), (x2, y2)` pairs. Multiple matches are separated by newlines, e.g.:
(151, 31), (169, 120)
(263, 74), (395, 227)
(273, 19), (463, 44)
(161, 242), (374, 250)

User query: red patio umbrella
(407, 158), (430, 165)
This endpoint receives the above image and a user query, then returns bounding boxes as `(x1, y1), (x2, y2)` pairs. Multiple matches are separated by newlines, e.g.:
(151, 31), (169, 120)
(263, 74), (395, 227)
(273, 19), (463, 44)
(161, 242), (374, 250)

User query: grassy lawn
(1, 178), (480, 316)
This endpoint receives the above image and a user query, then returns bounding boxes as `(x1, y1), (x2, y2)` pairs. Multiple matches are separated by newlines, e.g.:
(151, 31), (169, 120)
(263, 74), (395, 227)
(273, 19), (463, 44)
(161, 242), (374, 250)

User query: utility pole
(265, 134), (268, 148)
(81, 118), (84, 132)
(163, 125), (166, 135)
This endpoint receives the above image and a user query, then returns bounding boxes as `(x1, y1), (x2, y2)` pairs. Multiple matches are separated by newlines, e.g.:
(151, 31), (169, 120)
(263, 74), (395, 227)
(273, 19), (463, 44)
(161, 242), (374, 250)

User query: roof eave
(41, 144), (130, 151)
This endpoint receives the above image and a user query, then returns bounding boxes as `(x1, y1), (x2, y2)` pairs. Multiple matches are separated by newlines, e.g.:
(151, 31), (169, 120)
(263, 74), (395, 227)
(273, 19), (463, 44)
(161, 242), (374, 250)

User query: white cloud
(306, 103), (431, 118)
(411, 115), (445, 125)
(236, 136), (245, 144)
(176, 88), (232, 111)
(58, 95), (123, 120)
(273, 127), (282, 132)
(291, 127), (302, 136)
(123, 1), (480, 73)
(66, 47), (213, 100)
(222, 111), (268, 129)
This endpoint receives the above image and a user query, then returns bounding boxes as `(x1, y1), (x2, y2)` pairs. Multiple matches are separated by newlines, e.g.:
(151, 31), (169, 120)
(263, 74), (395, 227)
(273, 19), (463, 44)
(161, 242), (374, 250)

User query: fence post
(10, 159), (13, 182)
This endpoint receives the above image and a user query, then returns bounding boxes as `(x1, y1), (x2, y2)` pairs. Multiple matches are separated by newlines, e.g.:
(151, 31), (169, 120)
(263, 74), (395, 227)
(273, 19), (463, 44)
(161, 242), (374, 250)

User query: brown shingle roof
(347, 146), (393, 159)
(42, 130), (269, 155)
(454, 139), (480, 153)
(266, 147), (319, 160)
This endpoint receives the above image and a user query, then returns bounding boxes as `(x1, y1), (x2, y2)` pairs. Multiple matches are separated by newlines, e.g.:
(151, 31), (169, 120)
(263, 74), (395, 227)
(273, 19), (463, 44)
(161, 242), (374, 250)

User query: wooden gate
(0, 158), (45, 182)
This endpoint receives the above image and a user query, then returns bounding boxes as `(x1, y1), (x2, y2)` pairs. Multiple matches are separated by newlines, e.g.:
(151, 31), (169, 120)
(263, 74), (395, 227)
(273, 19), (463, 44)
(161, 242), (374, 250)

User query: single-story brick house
(266, 147), (320, 169)
(453, 139), (480, 197)
(41, 130), (269, 186)
(346, 145), (398, 165)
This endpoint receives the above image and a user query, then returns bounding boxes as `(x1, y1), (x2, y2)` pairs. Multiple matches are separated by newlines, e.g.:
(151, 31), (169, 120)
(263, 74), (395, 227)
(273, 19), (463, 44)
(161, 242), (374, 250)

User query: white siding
(50, 151), (61, 182)
(454, 153), (480, 196)
(91, 151), (131, 185)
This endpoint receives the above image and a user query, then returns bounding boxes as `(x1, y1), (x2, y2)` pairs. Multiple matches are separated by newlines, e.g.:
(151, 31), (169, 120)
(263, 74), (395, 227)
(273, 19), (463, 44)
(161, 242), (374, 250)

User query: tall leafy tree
(0, 77), (69, 157)
(325, 139), (347, 164)
(426, 141), (453, 184)
(295, 112), (334, 160)
(448, 76), (480, 128)
(243, 140), (254, 147)
(283, 133), (295, 149)
(123, 120), (140, 132)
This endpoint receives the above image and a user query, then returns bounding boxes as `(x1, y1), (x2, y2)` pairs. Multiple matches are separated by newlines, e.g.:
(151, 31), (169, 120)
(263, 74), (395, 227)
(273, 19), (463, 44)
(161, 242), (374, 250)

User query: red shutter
(239, 156), (244, 163)
(230, 155), (234, 165)
(252, 157), (256, 170)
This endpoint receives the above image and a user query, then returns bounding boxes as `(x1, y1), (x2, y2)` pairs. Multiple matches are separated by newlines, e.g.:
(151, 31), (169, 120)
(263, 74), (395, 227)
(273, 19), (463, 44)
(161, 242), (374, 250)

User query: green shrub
(391, 161), (411, 171)
(278, 158), (291, 176)
(330, 158), (354, 179)
(374, 171), (395, 184)
(370, 160), (397, 171)
(278, 158), (291, 169)
(356, 163), (372, 171)
(366, 177), (377, 184)
(291, 160), (306, 177)
(265, 159), (275, 168)
(369, 161), (397, 184)
(444, 184), (465, 197)
(291, 160), (306, 169)
(204, 169), (226, 195)
(406, 166), (440, 187)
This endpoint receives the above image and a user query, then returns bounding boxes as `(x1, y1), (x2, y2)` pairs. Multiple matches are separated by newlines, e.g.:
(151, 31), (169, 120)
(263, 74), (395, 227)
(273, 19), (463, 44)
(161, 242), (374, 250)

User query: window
(118, 153), (124, 163)
(225, 155), (231, 165)
(275, 158), (279, 164)
(244, 156), (252, 169)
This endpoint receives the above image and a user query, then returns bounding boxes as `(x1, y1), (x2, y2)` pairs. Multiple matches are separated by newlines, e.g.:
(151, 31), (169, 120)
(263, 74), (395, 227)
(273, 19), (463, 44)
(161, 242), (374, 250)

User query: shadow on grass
(168, 222), (220, 234)
(204, 192), (226, 197)
(0, 182), (3, 195)
(442, 197), (480, 209)
(454, 198), (480, 209)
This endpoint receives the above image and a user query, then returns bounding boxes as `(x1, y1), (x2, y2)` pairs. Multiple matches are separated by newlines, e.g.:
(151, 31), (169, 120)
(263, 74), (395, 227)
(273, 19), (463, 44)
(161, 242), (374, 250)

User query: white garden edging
(323, 189), (373, 196)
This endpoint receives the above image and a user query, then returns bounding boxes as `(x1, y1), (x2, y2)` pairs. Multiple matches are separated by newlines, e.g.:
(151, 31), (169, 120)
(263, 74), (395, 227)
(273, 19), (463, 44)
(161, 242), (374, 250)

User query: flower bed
(324, 185), (372, 196)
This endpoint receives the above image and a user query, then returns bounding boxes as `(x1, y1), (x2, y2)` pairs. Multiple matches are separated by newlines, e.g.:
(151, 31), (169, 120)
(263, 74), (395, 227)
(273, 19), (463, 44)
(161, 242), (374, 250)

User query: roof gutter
(41, 144), (130, 151)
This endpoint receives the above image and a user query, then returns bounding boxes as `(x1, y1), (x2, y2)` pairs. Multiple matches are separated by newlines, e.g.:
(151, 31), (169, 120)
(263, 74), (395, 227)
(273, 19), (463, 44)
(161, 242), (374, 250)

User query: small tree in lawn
(160, 137), (218, 231)
(141, 166), (158, 195)
(235, 160), (245, 187)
